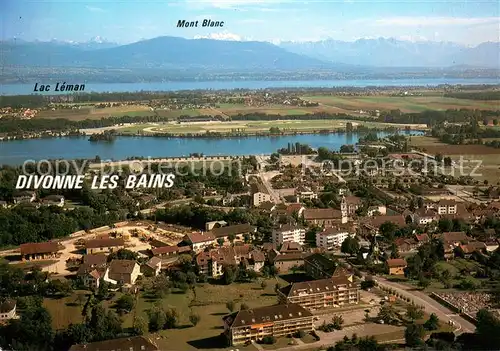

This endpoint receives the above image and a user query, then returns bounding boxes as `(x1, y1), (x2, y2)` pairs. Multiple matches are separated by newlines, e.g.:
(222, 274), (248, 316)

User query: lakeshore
(0, 130), (423, 165)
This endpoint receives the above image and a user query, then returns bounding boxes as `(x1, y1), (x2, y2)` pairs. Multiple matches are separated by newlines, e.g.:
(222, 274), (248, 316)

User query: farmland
(302, 95), (500, 113)
(410, 136), (500, 183)
(92, 119), (427, 136)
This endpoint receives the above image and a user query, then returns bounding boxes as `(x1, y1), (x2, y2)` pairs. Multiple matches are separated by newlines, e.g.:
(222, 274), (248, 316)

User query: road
(255, 155), (282, 203)
(373, 276), (476, 334)
(446, 185), (487, 205)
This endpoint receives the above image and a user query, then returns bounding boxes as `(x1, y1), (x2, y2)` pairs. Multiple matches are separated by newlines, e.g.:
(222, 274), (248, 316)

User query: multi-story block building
(437, 199), (458, 215)
(272, 224), (306, 246)
(251, 182), (272, 207)
(277, 276), (359, 311)
(223, 304), (314, 346)
(315, 227), (355, 250)
(304, 253), (337, 280)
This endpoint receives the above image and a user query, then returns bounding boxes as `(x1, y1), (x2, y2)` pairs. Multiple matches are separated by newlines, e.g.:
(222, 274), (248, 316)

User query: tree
(217, 238), (224, 247)
(332, 315), (344, 330)
(240, 303), (249, 310)
(221, 265), (238, 285)
(164, 308), (178, 329)
(379, 222), (398, 240)
(341, 236), (360, 256)
(406, 303), (424, 321)
(418, 276), (431, 289)
(226, 300), (235, 312)
(377, 304), (398, 324)
(346, 122), (354, 133)
(389, 243), (400, 259)
(189, 313), (201, 327)
(147, 304), (166, 332)
(494, 119), (499, 126)
(475, 309), (500, 349)
(405, 323), (425, 347)
(115, 294), (135, 313)
(133, 316), (148, 335)
(424, 313), (440, 331)
(228, 234), (236, 244)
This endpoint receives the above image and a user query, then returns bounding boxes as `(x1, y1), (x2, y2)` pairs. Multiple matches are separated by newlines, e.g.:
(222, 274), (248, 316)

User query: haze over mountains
(279, 38), (500, 68)
(1, 36), (329, 71)
(1, 36), (498, 74)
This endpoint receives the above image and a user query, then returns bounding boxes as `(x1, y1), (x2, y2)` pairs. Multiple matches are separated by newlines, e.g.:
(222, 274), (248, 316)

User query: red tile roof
(20, 242), (62, 255)
(386, 258), (407, 267)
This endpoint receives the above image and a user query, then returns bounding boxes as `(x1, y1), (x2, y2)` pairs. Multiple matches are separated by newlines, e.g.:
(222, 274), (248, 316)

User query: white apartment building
(316, 228), (355, 250)
(251, 182), (272, 207)
(272, 224), (306, 246)
(437, 200), (458, 215)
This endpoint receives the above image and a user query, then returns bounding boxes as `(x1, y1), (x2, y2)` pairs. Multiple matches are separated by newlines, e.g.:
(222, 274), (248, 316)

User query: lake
(0, 131), (423, 166)
(1, 78), (499, 95)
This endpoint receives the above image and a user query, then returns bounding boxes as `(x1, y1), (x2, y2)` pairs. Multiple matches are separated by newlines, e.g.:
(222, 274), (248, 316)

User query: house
(247, 250), (265, 272)
(205, 220), (228, 231)
(278, 276), (359, 311)
(151, 245), (191, 257)
(222, 194), (235, 206)
(272, 224), (306, 246)
(83, 253), (108, 267)
(439, 232), (471, 247)
(142, 257), (162, 276)
(363, 215), (407, 233)
(458, 242), (487, 258)
(316, 227), (355, 250)
(13, 191), (36, 204)
(273, 252), (309, 273)
(259, 201), (277, 212)
(484, 239), (499, 252)
(196, 247), (236, 278)
(211, 223), (256, 244)
(85, 238), (125, 255)
(286, 203), (305, 217)
(413, 208), (439, 225)
(437, 199), (458, 215)
(386, 258), (407, 275)
(415, 233), (430, 245)
(394, 237), (418, 253)
(0, 300), (17, 321)
(295, 186), (318, 201)
(41, 195), (65, 207)
(77, 265), (103, 290)
(104, 260), (141, 285)
(342, 196), (362, 216)
(223, 303), (314, 346)
(149, 239), (169, 249)
(279, 241), (303, 254)
(303, 208), (345, 226)
(251, 182), (272, 207)
(20, 241), (62, 261)
(304, 253), (337, 280)
(367, 205), (387, 217)
(183, 232), (216, 252)
(69, 336), (159, 351)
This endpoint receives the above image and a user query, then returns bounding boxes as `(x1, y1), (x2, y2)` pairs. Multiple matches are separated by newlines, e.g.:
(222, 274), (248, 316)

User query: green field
(302, 95), (500, 113)
(114, 119), (425, 136)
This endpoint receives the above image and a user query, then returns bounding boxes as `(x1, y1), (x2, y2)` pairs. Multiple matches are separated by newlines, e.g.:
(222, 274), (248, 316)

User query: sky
(1, 0), (499, 46)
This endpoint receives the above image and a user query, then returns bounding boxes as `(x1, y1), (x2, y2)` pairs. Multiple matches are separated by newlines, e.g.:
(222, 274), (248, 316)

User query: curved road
(374, 276), (476, 334)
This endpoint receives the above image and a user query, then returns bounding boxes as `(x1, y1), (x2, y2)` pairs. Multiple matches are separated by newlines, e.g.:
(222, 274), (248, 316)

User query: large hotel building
(277, 275), (360, 311)
(223, 304), (313, 346)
